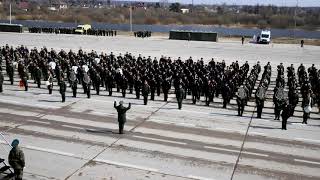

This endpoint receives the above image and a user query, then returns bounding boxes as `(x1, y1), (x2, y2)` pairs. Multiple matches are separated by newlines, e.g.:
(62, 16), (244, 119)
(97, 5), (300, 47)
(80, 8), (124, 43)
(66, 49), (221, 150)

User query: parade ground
(0, 32), (320, 180)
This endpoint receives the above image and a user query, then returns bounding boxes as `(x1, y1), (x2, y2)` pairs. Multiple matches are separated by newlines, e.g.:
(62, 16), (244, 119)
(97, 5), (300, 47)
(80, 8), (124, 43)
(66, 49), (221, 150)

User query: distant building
(18, 1), (30, 11)
(181, 8), (190, 14)
(49, 1), (68, 10)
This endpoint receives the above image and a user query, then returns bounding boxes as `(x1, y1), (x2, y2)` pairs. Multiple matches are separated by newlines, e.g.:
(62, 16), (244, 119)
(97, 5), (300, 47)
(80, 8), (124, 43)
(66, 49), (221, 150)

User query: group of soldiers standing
(0, 44), (319, 129)
(28, 27), (117, 37)
(134, 31), (152, 38)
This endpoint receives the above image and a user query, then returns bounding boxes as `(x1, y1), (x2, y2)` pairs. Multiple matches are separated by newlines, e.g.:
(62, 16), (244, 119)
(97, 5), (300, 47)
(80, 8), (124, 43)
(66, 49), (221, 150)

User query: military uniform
(114, 101), (131, 134)
(47, 73), (54, 94)
(142, 82), (150, 105)
(69, 71), (78, 97)
(59, 79), (67, 102)
(176, 85), (185, 109)
(281, 104), (292, 130)
(22, 70), (29, 91)
(0, 71), (3, 92)
(9, 141), (25, 180)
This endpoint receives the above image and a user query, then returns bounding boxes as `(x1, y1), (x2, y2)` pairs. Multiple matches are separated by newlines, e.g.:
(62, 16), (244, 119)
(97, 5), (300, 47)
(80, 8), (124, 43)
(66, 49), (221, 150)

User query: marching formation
(0, 44), (319, 129)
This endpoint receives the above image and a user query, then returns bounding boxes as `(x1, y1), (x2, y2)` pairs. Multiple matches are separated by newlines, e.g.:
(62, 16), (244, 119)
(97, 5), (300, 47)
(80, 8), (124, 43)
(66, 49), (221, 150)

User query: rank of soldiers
(0, 44), (319, 130)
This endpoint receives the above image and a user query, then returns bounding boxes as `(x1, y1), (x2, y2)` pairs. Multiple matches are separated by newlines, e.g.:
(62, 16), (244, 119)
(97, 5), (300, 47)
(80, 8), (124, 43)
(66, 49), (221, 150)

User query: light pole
(294, 0), (298, 39)
(129, 5), (132, 32)
(9, 2), (12, 24)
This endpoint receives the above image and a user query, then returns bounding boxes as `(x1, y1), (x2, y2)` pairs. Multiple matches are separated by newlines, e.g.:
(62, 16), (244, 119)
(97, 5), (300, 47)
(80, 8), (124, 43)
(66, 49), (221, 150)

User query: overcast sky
(127, 0), (320, 7)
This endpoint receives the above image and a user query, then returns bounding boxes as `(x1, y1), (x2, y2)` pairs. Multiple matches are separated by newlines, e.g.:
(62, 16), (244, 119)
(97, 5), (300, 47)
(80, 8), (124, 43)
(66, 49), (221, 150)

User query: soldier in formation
(0, 44), (318, 125)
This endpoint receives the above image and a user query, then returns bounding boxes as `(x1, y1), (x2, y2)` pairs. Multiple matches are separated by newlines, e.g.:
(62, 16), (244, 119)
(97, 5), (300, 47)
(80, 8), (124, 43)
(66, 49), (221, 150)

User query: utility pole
(9, 2), (12, 24)
(294, 0), (298, 38)
(129, 5), (132, 32)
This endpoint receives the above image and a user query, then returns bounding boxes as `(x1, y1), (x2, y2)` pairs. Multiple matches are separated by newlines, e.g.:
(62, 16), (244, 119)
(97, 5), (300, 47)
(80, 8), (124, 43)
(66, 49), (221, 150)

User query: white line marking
(188, 175), (215, 180)
(132, 135), (187, 145)
(204, 146), (268, 157)
(249, 132), (266, 136)
(242, 152), (269, 157)
(294, 159), (320, 165)
(95, 158), (159, 172)
(0, 108), (40, 117)
(27, 120), (51, 125)
(204, 146), (238, 153)
(295, 138), (320, 143)
(148, 119), (196, 127)
(24, 145), (75, 157)
(62, 125), (84, 130)
(0, 99), (59, 109)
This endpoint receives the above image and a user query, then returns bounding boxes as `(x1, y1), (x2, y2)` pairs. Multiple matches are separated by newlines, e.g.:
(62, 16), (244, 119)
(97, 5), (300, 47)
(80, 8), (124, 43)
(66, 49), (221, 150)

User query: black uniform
(114, 101), (131, 134)
(59, 80), (67, 102)
(281, 104), (292, 130)
(0, 71), (3, 92)
(69, 71), (78, 97)
(142, 82), (150, 105)
(176, 85), (185, 109)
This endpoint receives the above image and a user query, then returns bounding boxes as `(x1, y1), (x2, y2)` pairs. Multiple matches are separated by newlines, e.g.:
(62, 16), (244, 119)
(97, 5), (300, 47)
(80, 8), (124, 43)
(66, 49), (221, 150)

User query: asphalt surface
(0, 33), (319, 180)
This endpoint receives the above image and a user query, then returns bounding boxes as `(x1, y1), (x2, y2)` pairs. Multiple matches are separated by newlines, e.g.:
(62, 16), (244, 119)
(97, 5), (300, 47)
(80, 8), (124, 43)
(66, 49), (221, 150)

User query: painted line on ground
(24, 145), (75, 157)
(204, 146), (268, 157)
(295, 138), (320, 144)
(204, 146), (238, 153)
(294, 159), (320, 165)
(242, 151), (269, 157)
(132, 135), (187, 145)
(149, 119), (196, 128)
(249, 132), (266, 136)
(0, 108), (41, 117)
(0, 99), (60, 109)
(27, 120), (51, 125)
(94, 158), (159, 172)
(188, 175), (215, 180)
(62, 125), (85, 130)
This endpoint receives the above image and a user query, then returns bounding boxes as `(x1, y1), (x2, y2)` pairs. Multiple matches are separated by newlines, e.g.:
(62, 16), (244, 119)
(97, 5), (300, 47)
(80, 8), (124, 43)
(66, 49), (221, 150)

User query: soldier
(6, 62), (14, 85)
(255, 84), (267, 118)
(95, 73), (101, 95)
(121, 76), (128, 98)
(21, 68), (29, 91)
(273, 82), (286, 120)
(281, 104), (292, 130)
(59, 77), (67, 102)
(0, 70), (3, 92)
(222, 83), (231, 108)
(142, 81), (150, 105)
(176, 84), (184, 110)
(289, 90), (299, 116)
(149, 77), (156, 100)
(35, 66), (42, 88)
(302, 93), (312, 124)
(236, 85), (247, 116)
(162, 77), (171, 102)
(9, 139), (25, 180)
(106, 71), (114, 96)
(135, 76), (142, 99)
(114, 101), (131, 134)
(47, 72), (54, 94)
(241, 36), (245, 45)
(83, 73), (91, 98)
(69, 70), (78, 97)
